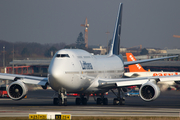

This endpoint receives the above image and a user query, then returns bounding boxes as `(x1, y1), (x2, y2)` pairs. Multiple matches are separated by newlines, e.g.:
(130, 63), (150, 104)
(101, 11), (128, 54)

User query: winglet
(109, 3), (123, 56)
(126, 53), (147, 72)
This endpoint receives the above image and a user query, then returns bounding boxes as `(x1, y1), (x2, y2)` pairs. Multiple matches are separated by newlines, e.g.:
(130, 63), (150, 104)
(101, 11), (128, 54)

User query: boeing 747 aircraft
(0, 3), (179, 106)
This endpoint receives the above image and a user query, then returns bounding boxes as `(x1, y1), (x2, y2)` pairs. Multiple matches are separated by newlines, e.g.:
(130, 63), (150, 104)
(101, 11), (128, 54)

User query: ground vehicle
(125, 89), (139, 97)
(0, 85), (9, 98)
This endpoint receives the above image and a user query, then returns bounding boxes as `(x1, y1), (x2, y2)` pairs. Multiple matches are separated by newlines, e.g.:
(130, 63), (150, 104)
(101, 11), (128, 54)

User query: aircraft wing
(0, 73), (48, 86)
(124, 55), (178, 66)
(98, 75), (180, 89)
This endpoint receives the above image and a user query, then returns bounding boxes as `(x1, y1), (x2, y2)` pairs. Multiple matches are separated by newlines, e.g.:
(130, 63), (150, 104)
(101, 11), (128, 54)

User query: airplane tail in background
(126, 53), (147, 72)
(109, 3), (123, 56)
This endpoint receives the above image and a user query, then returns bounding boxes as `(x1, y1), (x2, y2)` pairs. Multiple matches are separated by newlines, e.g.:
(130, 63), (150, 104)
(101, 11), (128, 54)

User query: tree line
(0, 40), (65, 66)
(0, 31), (156, 67)
(0, 32), (99, 67)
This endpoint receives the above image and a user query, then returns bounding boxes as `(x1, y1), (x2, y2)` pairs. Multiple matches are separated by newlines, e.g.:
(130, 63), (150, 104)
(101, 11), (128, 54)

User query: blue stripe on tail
(109, 3), (123, 56)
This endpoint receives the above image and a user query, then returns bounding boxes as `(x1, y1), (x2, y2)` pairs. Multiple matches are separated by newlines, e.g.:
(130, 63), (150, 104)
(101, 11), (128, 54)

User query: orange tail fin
(126, 53), (147, 72)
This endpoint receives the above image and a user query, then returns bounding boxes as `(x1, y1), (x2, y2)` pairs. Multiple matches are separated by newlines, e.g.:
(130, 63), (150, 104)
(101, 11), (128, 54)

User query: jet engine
(7, 81), (28, 100)
(139, 81), (160, 102)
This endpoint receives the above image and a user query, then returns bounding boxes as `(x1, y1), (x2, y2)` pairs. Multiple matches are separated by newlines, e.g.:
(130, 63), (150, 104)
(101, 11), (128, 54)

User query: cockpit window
(56, 54), (70, 58)
(56, 54), (61, 57)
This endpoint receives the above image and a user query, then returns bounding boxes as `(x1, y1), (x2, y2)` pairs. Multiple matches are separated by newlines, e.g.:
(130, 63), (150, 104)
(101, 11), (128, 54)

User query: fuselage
(48, 49), (124, 93)
(124, 71), (180, 86)
(124, 71), (180, 77)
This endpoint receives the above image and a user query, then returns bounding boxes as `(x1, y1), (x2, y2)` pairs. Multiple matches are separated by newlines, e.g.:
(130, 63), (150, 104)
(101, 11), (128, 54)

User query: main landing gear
(94, 93), (108, 105)
(75, 93), (108, 105)
(111, 88), (125, 105)
(53, 88), (67, 106)
(52, 88), (125, 106)
(75, 94), (89, 105)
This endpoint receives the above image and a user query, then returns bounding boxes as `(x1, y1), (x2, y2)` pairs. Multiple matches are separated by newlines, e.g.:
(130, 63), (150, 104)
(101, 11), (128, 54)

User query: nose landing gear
(53, 88), (67, 106)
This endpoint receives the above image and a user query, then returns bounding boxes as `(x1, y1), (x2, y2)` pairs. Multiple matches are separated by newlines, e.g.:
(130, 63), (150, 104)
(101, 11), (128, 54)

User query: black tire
(113, 98), (119, 105)
(103, 98), (108, 105)
(120, 98), (125, 105)
(53, 98), (59, 105)
(82, 98), (87, 105)
(64, 98), (67, 106)
(58, 98), (62, 106)
(97, 98), (102, 105)
(76, 98), (81, 105)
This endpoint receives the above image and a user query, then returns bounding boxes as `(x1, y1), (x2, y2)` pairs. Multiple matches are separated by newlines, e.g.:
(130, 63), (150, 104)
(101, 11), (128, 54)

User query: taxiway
(0, 89), (180, 117)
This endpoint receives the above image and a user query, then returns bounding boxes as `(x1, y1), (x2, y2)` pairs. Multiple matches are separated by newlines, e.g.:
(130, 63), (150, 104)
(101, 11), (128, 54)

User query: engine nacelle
(139, 81), (160, 102)
(7, 81), (28, 101)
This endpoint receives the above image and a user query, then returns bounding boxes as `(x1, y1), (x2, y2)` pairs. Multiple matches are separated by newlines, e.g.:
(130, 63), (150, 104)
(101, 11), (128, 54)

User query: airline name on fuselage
(80, 61), (93, 70)
(129, 55), (141, 69)
(153, 72), (180, 76)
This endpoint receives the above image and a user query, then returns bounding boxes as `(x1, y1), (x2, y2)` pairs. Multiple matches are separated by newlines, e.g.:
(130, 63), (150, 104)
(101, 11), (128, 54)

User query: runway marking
(0, 90), (180, 117)
(0, 99), (11, 100)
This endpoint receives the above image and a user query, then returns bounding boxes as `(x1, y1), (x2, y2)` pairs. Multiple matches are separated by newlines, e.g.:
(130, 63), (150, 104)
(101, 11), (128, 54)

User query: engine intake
(7, 81), (28, 100)
(139, 81), (160, 102)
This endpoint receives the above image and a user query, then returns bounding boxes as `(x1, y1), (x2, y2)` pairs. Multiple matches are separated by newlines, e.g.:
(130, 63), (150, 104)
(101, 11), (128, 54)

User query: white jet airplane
(124, 53), (180, 77)
(124, 53), (180, 90)
(0, 3), (179, 106)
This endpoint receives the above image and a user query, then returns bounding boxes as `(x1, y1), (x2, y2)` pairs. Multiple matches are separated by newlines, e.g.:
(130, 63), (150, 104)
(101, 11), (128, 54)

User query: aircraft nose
(48, 60), (62, 86)
(49, 63), (60, 80)
(49, 70), (58, 80)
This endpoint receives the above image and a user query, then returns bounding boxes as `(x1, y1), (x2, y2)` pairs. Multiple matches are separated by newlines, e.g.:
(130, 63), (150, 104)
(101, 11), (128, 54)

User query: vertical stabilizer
(109, 3), (123, 56)
(126, 53), (147, 72)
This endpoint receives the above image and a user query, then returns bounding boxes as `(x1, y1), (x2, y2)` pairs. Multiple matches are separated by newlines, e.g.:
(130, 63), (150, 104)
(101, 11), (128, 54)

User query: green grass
(0, 117), (180, 120)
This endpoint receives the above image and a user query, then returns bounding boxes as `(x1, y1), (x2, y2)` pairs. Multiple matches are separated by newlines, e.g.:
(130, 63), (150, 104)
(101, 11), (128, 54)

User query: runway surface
(0, 89), (180, 117)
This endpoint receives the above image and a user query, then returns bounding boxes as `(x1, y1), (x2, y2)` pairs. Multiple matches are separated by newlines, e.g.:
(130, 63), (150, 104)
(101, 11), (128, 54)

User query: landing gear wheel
(113, 98), (119, 105)
(76, 98), (81, 105)
(103, 98), (108, 105)
(120, 98), (125, 105)
(113, 98), (125, 105)
(58, 98), (62, 106)
(64, 98), (67, 106)
(82, 98), (87, 105)
(55, 88), (67, 106)
(97, 98), (102, 105)
(53, 98), (59, 105)
(111, 88), (126, 105)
